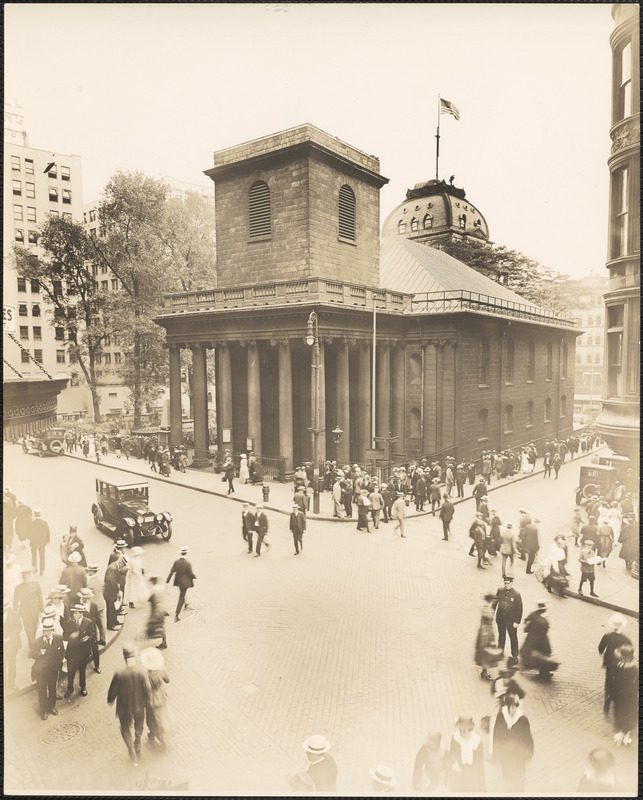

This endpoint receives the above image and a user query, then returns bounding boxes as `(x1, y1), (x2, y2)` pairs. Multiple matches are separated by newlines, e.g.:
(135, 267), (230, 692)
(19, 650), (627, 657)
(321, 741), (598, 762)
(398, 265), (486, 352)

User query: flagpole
(435, 94), (440, 181)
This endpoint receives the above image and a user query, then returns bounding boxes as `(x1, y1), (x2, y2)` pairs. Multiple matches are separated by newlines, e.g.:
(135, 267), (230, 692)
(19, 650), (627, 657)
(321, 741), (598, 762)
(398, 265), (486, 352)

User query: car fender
(162, 511), (173, 522)
(122, 517), (137, 528)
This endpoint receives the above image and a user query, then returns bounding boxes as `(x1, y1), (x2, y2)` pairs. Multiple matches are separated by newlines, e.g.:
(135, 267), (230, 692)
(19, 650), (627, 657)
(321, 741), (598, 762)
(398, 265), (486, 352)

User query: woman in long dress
(610, 644), (638, 747)
(239, 453), (250, 484)
(474, 594), (501, 680)
(127, 547), (149, 608)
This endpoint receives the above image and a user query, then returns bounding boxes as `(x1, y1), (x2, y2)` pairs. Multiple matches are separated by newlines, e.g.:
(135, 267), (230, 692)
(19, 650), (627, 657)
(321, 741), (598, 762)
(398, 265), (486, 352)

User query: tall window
(615, 40), (632, 121)
(409, 353), (422, 385)
(24, 158), (34, 174)
(544, 398), (552, 422)
(545, 342), (553, 380)
(478, 408), (489, 439)
(560, 395), (567, 418)
(409, 408), (421, 438)
(561, 341), (568, 379)
(338, 184), (355, 240)
(611, 167), (629, 258)
(459, 214), (466, 229)
(11, 155), (20, 171)
(248, 181), (271, 238)
(49, 187), (58, 202)
(503, 404), (513, 433)
(13, 204), (23, 221)
(504, 337), (514, 383)
(526, 401), (534, 427)
(397, 220), (406, 234)
(14, 229), (24, 243)
(479, 337), (490, 385)
(626, 306), (640, 394)
(410, 217), (418, 232)
(26, 182), (35, 199)
(423, 214), (433, 229)
(12, 180), (22, 196)
(62, 189), (72, 204)
(607, 305), (624, 397)
(61, 166), (71, 181)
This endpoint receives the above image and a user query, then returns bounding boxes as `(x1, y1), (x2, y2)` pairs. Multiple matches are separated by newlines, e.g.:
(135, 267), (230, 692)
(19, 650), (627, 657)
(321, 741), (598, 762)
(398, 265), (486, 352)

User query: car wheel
(124, 527), (135, 548)
(93, 510), (102, 529)
(49, 439), (64, 455)
(22, 443), (28, 453)
(38, 446), (45, 458)
(160, 521), (172, 541)
(582, 483), (598, 500)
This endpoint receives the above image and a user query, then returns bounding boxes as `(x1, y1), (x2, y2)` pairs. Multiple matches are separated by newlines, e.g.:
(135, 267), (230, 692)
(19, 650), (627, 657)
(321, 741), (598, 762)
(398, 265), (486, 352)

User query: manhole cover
(41, 722), (85, 745)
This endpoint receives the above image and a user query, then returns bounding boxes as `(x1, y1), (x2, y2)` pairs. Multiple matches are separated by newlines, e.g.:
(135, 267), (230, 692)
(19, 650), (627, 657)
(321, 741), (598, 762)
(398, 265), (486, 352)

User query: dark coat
(241, 510), (256, 540)
(14, 580), (44, 618)
(59, 563), (88, 605)
(107, 664), (150, 721)
(104, 562), (126, 602)
(439, 500), (455, 522)
(15, 505), (33, 541)
(167, 557), (196, 589)
(255, 511), (268, 536)
(289, 509), (306, 536)
(447, 733), (485, 792)
(523, 523), (539, 552)
(520, 611), (552, 668)
(495, 587), (523, 627)
(29, 518), (51, 547)
(598, 631), (632, 669)
(30, 633), (64, 681)
(65, 615), (95, 662)
(492, 711), (534, 766)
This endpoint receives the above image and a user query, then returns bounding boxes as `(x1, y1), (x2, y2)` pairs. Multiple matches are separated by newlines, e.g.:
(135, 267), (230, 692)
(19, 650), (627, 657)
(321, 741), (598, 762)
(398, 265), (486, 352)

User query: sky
(5, 2), (615, 280)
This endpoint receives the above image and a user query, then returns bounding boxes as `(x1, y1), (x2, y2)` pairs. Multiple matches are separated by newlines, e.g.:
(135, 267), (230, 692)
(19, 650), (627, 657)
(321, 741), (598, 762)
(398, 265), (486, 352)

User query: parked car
(22, 428), (66, 457)
(575, 464), (618, 506)
(91, 479), (172, 546)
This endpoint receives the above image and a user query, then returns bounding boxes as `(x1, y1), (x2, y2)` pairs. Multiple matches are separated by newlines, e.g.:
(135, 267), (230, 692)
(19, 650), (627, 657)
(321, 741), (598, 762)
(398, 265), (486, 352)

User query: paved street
(4, 443), (639, 796)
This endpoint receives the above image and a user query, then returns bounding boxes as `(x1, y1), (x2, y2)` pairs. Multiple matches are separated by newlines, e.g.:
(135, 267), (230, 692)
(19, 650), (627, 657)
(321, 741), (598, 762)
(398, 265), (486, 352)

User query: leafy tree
(161, 191), (217, 292)
(13, 216), (112, 422)
(438, 239), (577, 316)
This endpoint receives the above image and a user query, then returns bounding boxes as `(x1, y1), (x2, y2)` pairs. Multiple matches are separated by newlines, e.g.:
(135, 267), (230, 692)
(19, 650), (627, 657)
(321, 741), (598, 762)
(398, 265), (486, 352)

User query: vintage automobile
(575, 464), (619, 506)
(91, 479), (172, 546)
(598, 454), (632, 485)
(22, 427), (66, 457)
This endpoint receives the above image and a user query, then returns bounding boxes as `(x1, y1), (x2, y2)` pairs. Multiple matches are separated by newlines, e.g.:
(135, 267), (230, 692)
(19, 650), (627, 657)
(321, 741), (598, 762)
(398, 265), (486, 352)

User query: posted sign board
(3, 304), (16, 333)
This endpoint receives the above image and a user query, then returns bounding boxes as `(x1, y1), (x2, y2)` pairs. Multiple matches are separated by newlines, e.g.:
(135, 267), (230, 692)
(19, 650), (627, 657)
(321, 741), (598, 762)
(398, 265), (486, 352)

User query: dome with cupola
(381, 177), (489, 246)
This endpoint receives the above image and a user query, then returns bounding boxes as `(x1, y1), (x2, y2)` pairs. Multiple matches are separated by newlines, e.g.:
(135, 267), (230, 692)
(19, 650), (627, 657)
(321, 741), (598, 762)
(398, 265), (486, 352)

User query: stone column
(278, 340), (294, 475)
(191, 343), (209, 467)
(423, 342), (437, 455)
(247, 341), (262, 456)
(435, 342), (444, 453)
(376, 342), (391, 440)
(391, 343), (405, 452)
(357, 341), (371, 461)
(169, 344), (183, 447)
(336, 339), (350, 465)
(318, 341), (326, 465)
(217, 343), (233, 453)
(442, 341), (457, 451)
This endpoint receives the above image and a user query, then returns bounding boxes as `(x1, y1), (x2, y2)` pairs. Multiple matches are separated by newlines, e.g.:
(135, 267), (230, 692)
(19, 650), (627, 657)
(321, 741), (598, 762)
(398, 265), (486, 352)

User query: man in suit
(64, 604), (94, 697)
(439, 494), (455, 541)
(14, 567), (43, 649)
(104, 555), (129, 630)
(254, 505), (270, 557)
(78, 587), (103, 674)
(3, 596), (22, 692)
(59, 551), (88, 607)
(241, 503), (256, 555)
(290, 503), (306, 555)
(29, 509), (51, 576)
(166, 546), (196, 621)
(30, 618), (64, 719)
(85, 564), (106, 645)
(107, 643), (150, 765)
(108, 539), (128, 565)
(495, 575), (523, 666)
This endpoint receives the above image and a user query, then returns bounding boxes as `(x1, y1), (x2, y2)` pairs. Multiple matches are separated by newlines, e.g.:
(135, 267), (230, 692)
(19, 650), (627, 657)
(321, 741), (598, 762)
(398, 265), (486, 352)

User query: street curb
(564, 590), (639, 619)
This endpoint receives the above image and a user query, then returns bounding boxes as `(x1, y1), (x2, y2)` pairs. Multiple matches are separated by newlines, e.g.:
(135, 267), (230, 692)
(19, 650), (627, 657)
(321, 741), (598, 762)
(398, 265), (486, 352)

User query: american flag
(440, 98), (460, 120)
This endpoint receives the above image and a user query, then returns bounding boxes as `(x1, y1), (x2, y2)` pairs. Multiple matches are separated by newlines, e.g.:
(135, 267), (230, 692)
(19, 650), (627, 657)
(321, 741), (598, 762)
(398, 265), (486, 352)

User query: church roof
(381, 235), (533, 301)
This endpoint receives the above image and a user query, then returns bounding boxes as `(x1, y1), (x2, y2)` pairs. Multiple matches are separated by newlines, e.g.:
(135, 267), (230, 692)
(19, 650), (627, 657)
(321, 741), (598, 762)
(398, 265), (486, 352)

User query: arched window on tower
(409, 353), (422, 385)
(527, 341), (535, 381)
(398, 220), (406, 235)
(478, 408), (489, 440)
(410, 217), (419, 232)
(338, 184), (355, 240)
(409, 408), (421, 438)
(423, 214), (433, 229)
(248, 180), (271, 237)
(459, 214), (466, 229)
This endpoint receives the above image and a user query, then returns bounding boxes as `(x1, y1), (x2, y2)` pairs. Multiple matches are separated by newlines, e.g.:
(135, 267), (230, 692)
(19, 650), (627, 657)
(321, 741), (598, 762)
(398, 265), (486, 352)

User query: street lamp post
(305, 311), (324, 514)
(332, 425), (343, 465)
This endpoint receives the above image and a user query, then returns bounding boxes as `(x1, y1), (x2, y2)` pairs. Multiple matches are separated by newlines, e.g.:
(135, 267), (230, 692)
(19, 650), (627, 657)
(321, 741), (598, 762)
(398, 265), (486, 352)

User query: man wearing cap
(254, 505), (270, 557)
(105, 556), (129, 630)
(108, 539), (128, 566)
(59, 551), (88, 607)
(78, 588), (103, 673)
(370, 764), (396, 794)
(598, 613), (632, 713)
(495, 575), (523, 666)
(30, 617), (64, 719)
(472, 478), (487, 511)
(3, 596), (22, 692)
(439, 494), (455, 541)
(13, 568), (43, 649)
(290, 503), (306, 555)
(241, 503), (256, 555)
(332, 474), (344, 519)
(108, 643), (151, 765)
(166, 547), (196, 621)
(29, 509), (51, 576)
(578, 540), (600, 597)
(429, 479), (441, 516)
(303, 734), (338, 792)
(86, 566), (106, 645)
(64, 604), (94, 697)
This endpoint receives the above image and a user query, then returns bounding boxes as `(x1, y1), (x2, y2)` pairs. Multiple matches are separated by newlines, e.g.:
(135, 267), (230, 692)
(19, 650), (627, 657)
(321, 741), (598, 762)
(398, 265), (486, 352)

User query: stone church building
(155, 124), (578, 475)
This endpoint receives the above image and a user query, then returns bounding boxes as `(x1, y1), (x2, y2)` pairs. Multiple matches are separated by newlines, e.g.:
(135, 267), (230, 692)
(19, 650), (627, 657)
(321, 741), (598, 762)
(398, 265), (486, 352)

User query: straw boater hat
(68, 551), (82, 563)
(114, 539), (127, 549)
(71, 604), (86, 614)
(303, 734), (331, 755)
(608, 613), (627, 632)
(42, 618), (55, 631)
(79, 588), (94, 598)
(140, 646), (164, 671)
(369, 765), (396, 787)
(85, 564), (99, 573)
(54, 584), (71, 594)
(42, 605), (56, 618)
(34, 510), (41, 518)
(178, 546), (189, 555)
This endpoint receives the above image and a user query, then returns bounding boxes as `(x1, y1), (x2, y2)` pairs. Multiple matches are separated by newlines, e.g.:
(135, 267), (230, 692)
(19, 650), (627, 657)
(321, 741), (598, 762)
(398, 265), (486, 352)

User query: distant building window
(21, 350), (30, 363)
(114, 352), (122, 364)
(586, 335), (592, 346)
(34, 349), (43, 364)
(89, 209), (97, 222)
(104, 353), (112, 365)
(561, 341), (568, 378)
(576, 354), (581, 364)
(615, 39), (632, 121)
(33, 326), (42, 340)
(587, 316), (593, 326)
(12, 180), (22, 196)
(459, 214), (466, 229)
(595, 335), (601, 346)
(52, 280), (61, 296)
(14, 204), (23, 221)
(32, 304), (40, 317)
(49, 210), (59, 217)
(28, 230), (38, 244)
(338, 184), (356, 240)
(55, 327), (65, 341)
(479, 337), (490, 385)
(69, 351), (78, 363)
(397, 220), (406, 234)
(19, 326), (29, 340)
(409, 408), (421, 438)
(49, 187), (58, 202)
(560, 395), (567, 418)
(611, 167), (629, 258)
(594, 353), (600, 364)
(56, 350), (66, 364)
(101, 265), (108, 274)
(47, 165), (57, 179)
(95, 353), (102, 364)
(248, 180), (271, 238)
(504, 337), (514, 383)
(26, 182), (35, 199)
(18, 304), (28, 317)
(17, 277), (27, 292)
(526, 400), (534, 427)
(111, 279), (119, 290)
(31, 279), (40, 293)
(62, 189), (72, 204)
(92, 265), (99, 277)
(586, 354), (592, 364)
(11, 155), (20, 171)
(61, 166), (71, 181)
(478, 408), (489, 439)
(503, 404), (513, 434)
(27, 207), (36, 223)
(62, 212), (72, 222)
(544, 397), (552, 422)
(545, 342), (553, 380)
(101, 280), (109, 291)
(423, 214), (433, 229)
(25, 158), (34, 174)
(15, 229), (24, 243)
(410, 217), (419, 232)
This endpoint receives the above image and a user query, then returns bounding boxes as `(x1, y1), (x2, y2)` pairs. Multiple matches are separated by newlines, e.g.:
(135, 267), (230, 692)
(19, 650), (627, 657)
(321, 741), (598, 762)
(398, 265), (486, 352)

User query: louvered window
(249, 181), (271, 237)
(338, 184), (355, 240)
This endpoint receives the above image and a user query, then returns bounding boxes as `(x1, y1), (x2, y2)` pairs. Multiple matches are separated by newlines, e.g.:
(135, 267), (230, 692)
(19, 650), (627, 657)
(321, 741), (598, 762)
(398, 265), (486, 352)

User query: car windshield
(119, 487), (148, 501)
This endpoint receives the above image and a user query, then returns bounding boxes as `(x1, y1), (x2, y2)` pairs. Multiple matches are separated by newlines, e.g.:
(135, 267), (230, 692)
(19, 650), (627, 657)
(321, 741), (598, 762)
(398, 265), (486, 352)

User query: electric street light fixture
(332, 424), (343, 465)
